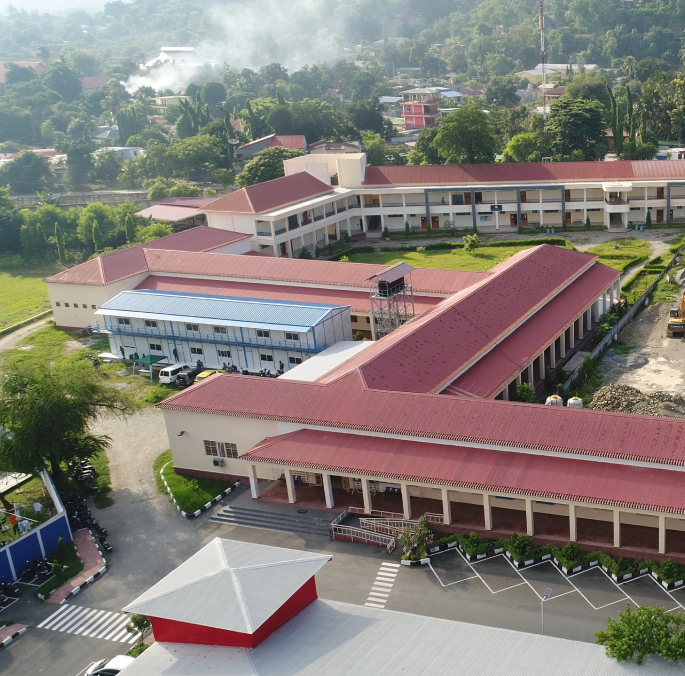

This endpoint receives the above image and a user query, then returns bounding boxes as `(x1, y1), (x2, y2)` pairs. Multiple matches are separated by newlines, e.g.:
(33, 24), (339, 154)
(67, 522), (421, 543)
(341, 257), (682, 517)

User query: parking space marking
(0, 596), (18, 612)
(364, 562), (400, 609)
(620, 574), (685, 612)
(428, 549), (479, 588)
(566, 568), (630, 611)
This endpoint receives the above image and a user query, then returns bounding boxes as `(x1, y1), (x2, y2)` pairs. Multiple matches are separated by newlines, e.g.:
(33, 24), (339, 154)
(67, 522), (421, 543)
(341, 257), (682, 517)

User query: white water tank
(545, 394), (564, 406)
(567, 397), (584, 409)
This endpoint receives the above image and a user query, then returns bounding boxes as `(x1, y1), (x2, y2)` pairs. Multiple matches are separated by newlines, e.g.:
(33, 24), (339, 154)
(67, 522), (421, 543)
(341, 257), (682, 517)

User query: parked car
(175, 364), (205, 387)
(84, 655), (135, 675)
(194, 369), (218, 383)
(158, 363), (191, 384)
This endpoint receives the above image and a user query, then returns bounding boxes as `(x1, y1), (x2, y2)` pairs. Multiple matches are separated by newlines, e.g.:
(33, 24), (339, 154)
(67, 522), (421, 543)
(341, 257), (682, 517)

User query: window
(213, 326), (227, 334)
(204, 440), (218, 456)
(218, 349), (231, 358)
(257, 329), (270, 338)
(91, 305), (96, 309)
(65, 303), (70, 307)
(82, 304), (87, 308)
(190, 347), (203, 355)
(260, 354), (274, 362)
(350, 315), (359, 323)
(285, 332), (299, 341)
(74, 302), (79, 307)
(289, 356), (302, 365)
(219, 442), (238, 459)
(118, 317), (130, 325)
(365, 317), (371, 324)
(56, 302), (61, 307)
(149, 343), (162, 351)
(186, 323), (199, 331)
(145, 320), (158, 328)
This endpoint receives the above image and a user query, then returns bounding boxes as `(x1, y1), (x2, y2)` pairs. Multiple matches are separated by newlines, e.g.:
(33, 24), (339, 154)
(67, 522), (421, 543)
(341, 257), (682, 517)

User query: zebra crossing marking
(364, 562), (400, 609)
(37, 605), (136, 643)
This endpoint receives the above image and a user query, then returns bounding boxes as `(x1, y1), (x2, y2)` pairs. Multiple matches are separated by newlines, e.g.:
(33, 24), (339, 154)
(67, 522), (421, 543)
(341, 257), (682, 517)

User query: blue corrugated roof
(99, 290), (344, 328)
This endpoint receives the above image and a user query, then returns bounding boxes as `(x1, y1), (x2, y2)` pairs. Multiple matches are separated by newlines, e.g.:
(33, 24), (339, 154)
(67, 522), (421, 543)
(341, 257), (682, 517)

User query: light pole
(541, 588), (552, 635)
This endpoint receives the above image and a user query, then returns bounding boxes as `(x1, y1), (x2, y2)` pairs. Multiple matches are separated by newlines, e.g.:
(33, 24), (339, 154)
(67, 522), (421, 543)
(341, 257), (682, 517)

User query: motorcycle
(1, 580), (19, 595)
(98, 537), (113, 553)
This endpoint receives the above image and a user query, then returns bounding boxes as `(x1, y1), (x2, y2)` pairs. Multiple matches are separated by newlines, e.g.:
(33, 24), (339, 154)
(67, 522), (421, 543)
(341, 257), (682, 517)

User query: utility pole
(539, 1), (547, 119)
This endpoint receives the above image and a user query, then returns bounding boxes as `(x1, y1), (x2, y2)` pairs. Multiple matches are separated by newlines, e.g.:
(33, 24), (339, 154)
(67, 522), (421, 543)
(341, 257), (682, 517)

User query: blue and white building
(93, 290), (352, 373)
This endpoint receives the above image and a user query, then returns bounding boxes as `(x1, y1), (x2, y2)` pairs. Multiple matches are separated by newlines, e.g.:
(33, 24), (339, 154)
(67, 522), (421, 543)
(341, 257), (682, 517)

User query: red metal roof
(244, 429), (685, 514)
(203, 173), (333, 214)
(45, 227), (250, 286)
(267, 135), (307, 150)
(362, 160), (685, 187)
(137, 276), (442, 314)
(143, 249), (489, 295)
(319, 246), (603, 394)
(446, 261), (619, 398)
(157, 371), (685, 468)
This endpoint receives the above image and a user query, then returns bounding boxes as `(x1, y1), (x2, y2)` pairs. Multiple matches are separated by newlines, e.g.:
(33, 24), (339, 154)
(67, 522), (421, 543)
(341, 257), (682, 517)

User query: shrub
(516, 382), (536, 403)
(553, 542), (588, 570)
(298, 246), (312, 259)
(457, 532), (493, 557)
(506, 533), (534, 562)
(654, 558), (685, 584)
(463, 233), (480, 252)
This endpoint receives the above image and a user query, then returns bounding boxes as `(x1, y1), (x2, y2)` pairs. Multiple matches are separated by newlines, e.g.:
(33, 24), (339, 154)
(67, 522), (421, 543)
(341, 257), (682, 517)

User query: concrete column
(577, 317), (584, 340)
(441, 487), (452, 525)
(323, 473), (334, 509)
(401, 483), (412, 520)
(361, 477), (372, 515)
(249, 464), (260, 499)
(613, 509), (621, 548)
(538, 353), (545, 376)
(550, 340), (556, 368)
(527, 362), (534, 386)
(659, 514), (666, 554)
(285, 469), (296, 504)
(559, 334), (566, 359)
(525, 498), (534, 537)
(502, 385), (509, 401)
(586, 307), (592, 331)
(569, 503), (577, 542)
(569, 324), (575, 349)
(516, 373), (522, 386)
(483, 493), (492, 531)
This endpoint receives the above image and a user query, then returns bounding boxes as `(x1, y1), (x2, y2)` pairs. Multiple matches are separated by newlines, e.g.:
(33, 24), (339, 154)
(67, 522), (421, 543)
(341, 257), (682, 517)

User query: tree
(92, 220), (103, 252)
(41, 62), (83, 103)
(169, 135), (222, 176)
(0, 151), (53, 194)
(502, 133), (541, 163)
(148, 182), (170, 200)
(463, 233), (480, 252)
(236, 147), (306, 187)
(4, 63), (37, 86)
(347, 100), (384, 134)
(298, 246), (312, 259)
(116, 105), (147, 146)
(407, 128), (441, 165)
(361, 131), (390, 166)
(54, 222), (66, 263)
(124, 214), (136, 244)
(168, 182), (200, 197)
(0, 363), (134, 487)
(646, 209), (652, 227)
(484, 76), (519, 108)
(125, 614), (151, 646)
(93, 150), (123, 183)
(434, 104), (497, 164)
(516, 383), (536, 403)
(547, 99), (607, 160)
(596, 604), (685, 665)
(213, 168), (235, 187)
(62, 140), (95, 188)
(201, 82), (227, 108)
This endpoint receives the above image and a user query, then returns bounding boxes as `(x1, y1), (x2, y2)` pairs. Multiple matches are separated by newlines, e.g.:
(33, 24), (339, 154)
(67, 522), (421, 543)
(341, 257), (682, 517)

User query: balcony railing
(257, 230), (272, 237)
(325, 210), (335, 217)
(336, 205), (347, 212)
(91, 323), (327, 354)
(314, 214), (324, 222)
(605, 198), (628, 205)
(274, 227), (287, 235)
(301, 218), (312, 225)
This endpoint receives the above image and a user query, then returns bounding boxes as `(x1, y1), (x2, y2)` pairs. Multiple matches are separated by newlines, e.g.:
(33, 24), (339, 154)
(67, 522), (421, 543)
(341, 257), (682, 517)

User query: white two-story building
(200, 154), (685, 256)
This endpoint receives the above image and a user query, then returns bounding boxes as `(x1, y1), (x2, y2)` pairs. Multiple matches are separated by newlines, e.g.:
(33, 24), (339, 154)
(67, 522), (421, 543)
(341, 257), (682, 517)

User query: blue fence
(0, 472), (73, 582)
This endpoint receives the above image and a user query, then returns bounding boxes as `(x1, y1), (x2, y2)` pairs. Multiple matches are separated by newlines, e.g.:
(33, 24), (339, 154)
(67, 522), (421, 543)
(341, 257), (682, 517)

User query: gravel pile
(588, 384), (685, 418)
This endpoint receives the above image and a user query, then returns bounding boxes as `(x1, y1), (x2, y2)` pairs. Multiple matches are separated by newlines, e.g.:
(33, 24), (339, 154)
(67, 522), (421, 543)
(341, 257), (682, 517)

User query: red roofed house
(236, 134), (307, 163)
(0, 61), (46, 85)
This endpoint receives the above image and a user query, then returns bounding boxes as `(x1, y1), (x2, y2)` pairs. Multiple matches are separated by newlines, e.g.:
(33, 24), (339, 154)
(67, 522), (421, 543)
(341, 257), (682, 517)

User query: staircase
(210, 505), (332, 538)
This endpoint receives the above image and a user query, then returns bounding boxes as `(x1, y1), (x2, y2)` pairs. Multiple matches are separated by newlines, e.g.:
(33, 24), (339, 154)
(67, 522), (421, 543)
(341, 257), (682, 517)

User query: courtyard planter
(427, 540), (460, 555)
(401, 557), (431, 567)
(505, 550), (552, 570)
(552, 557), (600, 576)
(463, 546), (503, 563)
(601, 564), (651, 584)
(651, 571), (685, 591)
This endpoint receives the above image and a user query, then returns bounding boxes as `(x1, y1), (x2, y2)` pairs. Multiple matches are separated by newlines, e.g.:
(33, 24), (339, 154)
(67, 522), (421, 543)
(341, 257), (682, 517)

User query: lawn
(1, 476), (56, 544)
(154, 450), (232, 514)
(0, 266), (59, 331)
(348, 244), (543, 271)
(585, 238), (652, 272)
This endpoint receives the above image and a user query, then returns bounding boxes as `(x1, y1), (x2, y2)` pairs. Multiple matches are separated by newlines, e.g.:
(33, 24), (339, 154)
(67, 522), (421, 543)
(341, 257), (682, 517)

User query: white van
(159, 363), (190, 383)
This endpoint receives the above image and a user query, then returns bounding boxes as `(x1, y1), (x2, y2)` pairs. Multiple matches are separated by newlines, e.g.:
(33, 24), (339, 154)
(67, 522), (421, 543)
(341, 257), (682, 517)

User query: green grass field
(348, 244), (541, 270)
(0, 267), (59, 331)
(585, 238), (652, 272)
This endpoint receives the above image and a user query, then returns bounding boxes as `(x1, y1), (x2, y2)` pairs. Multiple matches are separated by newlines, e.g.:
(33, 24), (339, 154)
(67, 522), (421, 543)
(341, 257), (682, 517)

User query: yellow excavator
(668, 292), (685, 337)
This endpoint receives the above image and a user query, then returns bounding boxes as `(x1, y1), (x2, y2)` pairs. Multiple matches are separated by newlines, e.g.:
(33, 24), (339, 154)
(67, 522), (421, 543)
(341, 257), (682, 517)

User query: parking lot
(398, 547), (685, 641)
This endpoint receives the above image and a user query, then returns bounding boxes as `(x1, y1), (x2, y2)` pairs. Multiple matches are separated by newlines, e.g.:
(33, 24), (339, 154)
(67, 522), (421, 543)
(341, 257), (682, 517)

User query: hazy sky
(0, 0), (104, 12)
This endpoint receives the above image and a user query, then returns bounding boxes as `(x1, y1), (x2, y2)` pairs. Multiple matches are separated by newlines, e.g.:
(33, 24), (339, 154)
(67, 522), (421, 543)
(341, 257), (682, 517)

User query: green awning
(134, 355), (168, 366)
